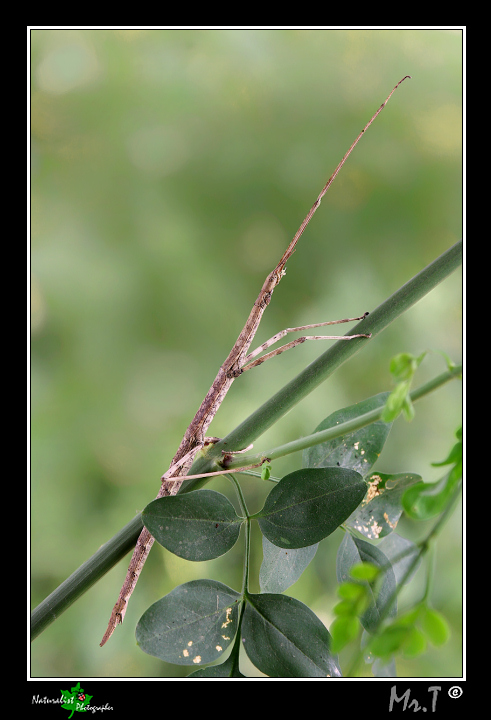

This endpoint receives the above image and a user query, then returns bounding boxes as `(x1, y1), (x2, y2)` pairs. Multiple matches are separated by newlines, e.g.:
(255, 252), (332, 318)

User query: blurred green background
(30, 29), (462, 678)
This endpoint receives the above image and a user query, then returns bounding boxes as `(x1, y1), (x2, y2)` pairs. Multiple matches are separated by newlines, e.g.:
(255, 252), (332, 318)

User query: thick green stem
(31, 241), (461, 641)
(31, 513), (143, 641)
(216, 364), (462, 470)
(181, 241), (462, 490)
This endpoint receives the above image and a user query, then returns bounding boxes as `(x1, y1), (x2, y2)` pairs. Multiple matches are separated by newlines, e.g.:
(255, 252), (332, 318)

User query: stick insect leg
(240, 313), (371, 373)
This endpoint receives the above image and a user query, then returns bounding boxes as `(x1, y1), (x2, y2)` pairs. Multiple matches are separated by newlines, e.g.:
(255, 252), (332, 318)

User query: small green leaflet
(336, 533), (397, 633)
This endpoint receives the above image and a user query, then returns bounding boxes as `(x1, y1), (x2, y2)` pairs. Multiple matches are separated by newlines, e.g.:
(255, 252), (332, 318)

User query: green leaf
(420, 607), (450, 646)
(259, 535), (318, 593)
(337, 581), (366, 601)
(330, 615), (360, 653)
(350, 561), (380, 582)
(389, 352), (426, 382)
(404, 426), (463, 520)
(432, 427), (462, 467)
(335, 581), (369, 617)
(402, 469), (461, 521)
(431, 441), (462, 467)
(136, 580), (242, 666)
(377, 534), (421, 586)
(369, 625), (409, 659)
(401, 626), (427, 658)
(142, 489), (242, 561)
(303, 392), (392, 476)
(254, 467), (366, 548)
(242, 593), (342, 677)
(381, 380), (411, 422)
(381, 352), (426, 422)
(345, 472), (422, 539)
(333, 599), (358, 616)
(336, 533), (397, 632)
(187, 652), (246, 677)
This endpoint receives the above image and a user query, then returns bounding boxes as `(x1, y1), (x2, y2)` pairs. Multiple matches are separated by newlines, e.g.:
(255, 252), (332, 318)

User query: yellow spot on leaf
(221, 607), (233, 628)
(364, 474), (383, 503)
(384, 511), (397, 530)
(370, 520), (383, 538)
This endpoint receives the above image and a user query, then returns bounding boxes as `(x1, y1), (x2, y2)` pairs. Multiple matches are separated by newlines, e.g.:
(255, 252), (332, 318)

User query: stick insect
(100, 75), (411, 646)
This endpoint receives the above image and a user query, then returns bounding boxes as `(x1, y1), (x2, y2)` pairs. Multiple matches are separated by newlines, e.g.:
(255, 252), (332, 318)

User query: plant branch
(31, 514), (143, 642)
(30, 350), (460, 643)
(219, 363), (462, 471)
(95, 76), (414, 645)
(181, 240), (462, 491)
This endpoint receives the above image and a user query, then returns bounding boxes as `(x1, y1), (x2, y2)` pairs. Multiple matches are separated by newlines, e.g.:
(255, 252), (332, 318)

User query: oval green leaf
(136, 579), (242, 665)
(336, 533), (397, 633)
(303, 392), (392, 476)
(242, 593), (341, 678)
(142, 489), (242, 561)
(259, 535), (318, 593)
(254, 467), (366, 548)
(188, 652), (245, 677)
(402, 469), (462, 520)
(420, 607), (450, 647)
(345, 472), (422, 539)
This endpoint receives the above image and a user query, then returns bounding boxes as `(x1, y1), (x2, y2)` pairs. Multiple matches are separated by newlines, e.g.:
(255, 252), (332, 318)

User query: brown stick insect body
(100, 75), (411, 646)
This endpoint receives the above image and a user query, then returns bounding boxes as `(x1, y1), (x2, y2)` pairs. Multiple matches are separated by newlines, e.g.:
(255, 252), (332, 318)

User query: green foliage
(136, 580), (242, 665)
(402, 426), (462, 520)
(30, 30), (462, 678)
(241, 593), (341, 677)
(336, 533), (398, 633)
(253, 467), (366, 548)
(259, 536), (318, 593)
(142, 490), (242, 561)
(303, 392), (392, 475)
(368, 603), (450, 662)
(382, 352), (426, 422)
(330, 562), (378, 653)
(133, 377), (460, 677)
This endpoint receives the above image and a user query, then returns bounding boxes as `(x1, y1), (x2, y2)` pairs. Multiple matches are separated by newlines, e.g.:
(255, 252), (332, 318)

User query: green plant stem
(208, 364), (462, 471)
(31, 513), (143, 641)
(31, 242), (462, 641)
(422, 544), (436, 605)
(227, 474), (251, 595)
(181, 241), (462, 490)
